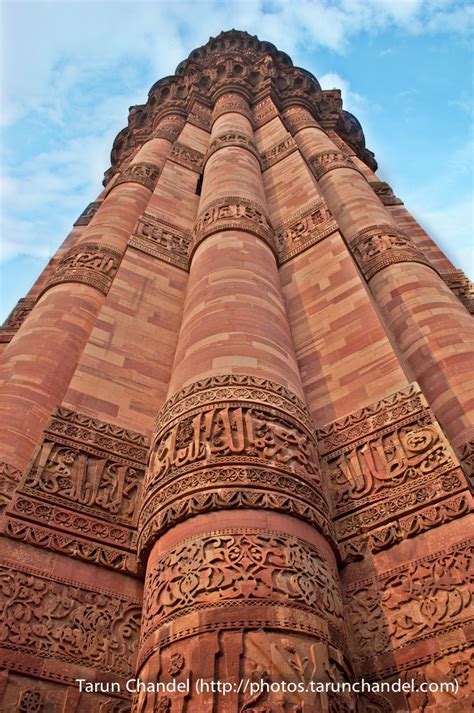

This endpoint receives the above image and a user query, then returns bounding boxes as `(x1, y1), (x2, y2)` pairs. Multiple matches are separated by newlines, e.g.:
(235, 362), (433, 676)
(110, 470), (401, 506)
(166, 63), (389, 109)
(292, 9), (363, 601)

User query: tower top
(106, 29), (376, 184)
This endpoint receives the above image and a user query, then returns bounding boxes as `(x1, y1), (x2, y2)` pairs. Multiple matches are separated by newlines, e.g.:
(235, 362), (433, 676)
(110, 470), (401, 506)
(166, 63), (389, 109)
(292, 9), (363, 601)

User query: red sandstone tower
(0, 30), (473, 713)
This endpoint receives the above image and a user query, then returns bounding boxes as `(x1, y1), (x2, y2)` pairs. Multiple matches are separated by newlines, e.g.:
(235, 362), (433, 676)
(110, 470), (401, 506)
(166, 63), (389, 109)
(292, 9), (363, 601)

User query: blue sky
(1, 0), (473, 321)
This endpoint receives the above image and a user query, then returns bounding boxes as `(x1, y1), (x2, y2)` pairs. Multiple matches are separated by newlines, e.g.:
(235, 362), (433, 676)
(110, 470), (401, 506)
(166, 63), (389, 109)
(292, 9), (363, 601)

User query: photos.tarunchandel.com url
(75, 677), (459, 696)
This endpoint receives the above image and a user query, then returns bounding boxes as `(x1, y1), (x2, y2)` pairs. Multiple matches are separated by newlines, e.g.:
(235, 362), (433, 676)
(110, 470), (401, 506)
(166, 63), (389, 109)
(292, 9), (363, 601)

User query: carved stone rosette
(128, 212), (191, 271)
(5, 406), (148, 574)
(138, 374), (333, 564)
(0, 297), (36, 343)
(40, 243), (122, 296)
(348, 223), (433, 280)
(309, 150), (363, 180)
(274, 198), (338, 264)
(191, 195), (275, 257)
(112, 162), (161, 192)
(317, 383), (471, 563)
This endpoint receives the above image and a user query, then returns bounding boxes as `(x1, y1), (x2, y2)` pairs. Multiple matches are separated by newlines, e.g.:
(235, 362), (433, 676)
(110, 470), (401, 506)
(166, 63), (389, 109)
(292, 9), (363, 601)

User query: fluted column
(135, 95), (350, 712)
(0, 114), (185, 472)
(284, 106), (474, 465)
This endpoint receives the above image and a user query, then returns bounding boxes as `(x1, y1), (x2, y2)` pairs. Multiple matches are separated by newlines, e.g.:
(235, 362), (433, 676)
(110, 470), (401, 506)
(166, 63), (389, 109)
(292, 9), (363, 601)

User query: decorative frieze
(168, 141), (204, 172)
(0, 461), (22, 514)
(349, 223), (432, 280)
(212, 95), (253, 124)
(0, 298), (36, 343)
(191, 195), (274, 255)
(205, 131), (260, 166)
(42, 243), (122, 296)
(73, 200), (102, 226)
(317, 383), (470, 563)
(5, 406), (148, 574)
(309, 150), (362, 180)
(441, 269), (474, 314)
(113, 162), (161, 191)
(139, 374), (332, 561)
(0, 558), (141, 676)
(253, 96), (278, 128)
(368, 180), (403, 206)
(128, 212), (191, 271)
(283, 107), (319, 135)
(187, 101), (211, 131)
(141, 529), (344, 645)
(274, 199), (338, 264)
(260, 133), (297, 170)
(344, 540), (472, 666)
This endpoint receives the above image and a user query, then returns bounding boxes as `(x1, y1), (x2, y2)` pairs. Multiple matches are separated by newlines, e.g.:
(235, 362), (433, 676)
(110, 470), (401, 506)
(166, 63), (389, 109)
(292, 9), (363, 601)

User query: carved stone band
(283, 108), (320, 135)
(191, 196), (275, 256)
(369, 180), (403, 206)
(212, 95), (253, 125)
(73, 200), (102, 226)
(0, 297), (36, 343)
(441, 269), (474, 315)
(309, 150), (362, 180)
(112, 161), (161, 192)
(139, 529), (345, 654)
(138, 374), (333, 560)
(168, 141), (205, 172)
(348, 223), (433, 280)
(41, 243), (122, 296)
(204, 131), (261, 167)
(274, 198), (337, 264)
(128, 212), (191, 271)
(261, 134), (297, 171)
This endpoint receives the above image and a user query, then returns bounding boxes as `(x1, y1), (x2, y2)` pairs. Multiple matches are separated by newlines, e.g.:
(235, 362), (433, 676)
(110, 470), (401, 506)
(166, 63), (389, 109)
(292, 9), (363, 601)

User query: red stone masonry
(0, 30), (472, 713)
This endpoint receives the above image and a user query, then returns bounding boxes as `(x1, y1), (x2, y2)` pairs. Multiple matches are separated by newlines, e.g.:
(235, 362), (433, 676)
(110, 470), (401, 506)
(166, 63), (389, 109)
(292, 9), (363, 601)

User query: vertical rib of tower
(136, 90), (350, 712)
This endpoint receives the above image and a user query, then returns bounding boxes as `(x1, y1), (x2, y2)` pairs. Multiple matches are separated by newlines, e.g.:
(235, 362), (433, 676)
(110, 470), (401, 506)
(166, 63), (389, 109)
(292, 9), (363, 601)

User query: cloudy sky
(1, 0), (473, 321)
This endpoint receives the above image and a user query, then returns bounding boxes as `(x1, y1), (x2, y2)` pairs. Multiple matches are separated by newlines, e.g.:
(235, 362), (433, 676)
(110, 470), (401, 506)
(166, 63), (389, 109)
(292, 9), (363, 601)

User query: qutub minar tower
(0, 30), (472, 713)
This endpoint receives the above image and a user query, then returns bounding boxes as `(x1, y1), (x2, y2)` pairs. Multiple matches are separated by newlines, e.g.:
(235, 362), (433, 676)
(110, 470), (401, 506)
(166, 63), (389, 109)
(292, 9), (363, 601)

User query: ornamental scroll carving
(140, 530), (344, 643)
(368, 181), (403, 206)
(138, 375), (331, 560)
(309, 150), (361, 180)
(187, 101), (211, 131)
(0, 461), (22, 513)
(168, 141), (204, 172)
(191, 196), (274, 255)
(441, 269), (474, 314)
(0, 559), (141, 676)
(5, 406), (147, 574)
(349, 223), (432, 280)
(73, 200), (102, 226)
(317, 383), (469, 562)
(42, 243), (122, 296)
(205, 131), (261, 166)
(344, 541), (473, 663)
(0, 297), (35, 343)
(274, 199), (337, 264)
(261, 134), (297, 170)
(128, 212), (191, 271)
(113, 162), (161, 191)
